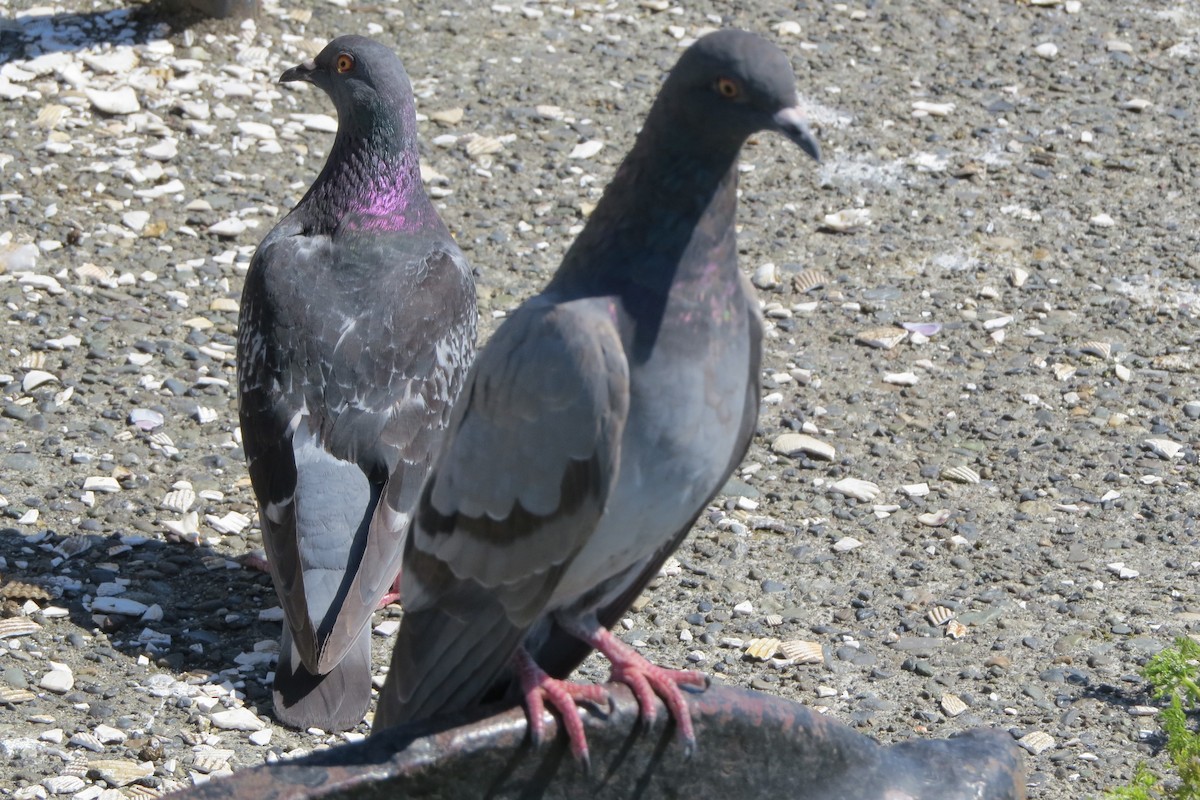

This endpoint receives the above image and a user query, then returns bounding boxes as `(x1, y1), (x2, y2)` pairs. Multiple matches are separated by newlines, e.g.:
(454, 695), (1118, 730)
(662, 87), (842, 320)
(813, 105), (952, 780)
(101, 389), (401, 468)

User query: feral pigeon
(374, 28), (818, 761)
(236, 35), (477, 732)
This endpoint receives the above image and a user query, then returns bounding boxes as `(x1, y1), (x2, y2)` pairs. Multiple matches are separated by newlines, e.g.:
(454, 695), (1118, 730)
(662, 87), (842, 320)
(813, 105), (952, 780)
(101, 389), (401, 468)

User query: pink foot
(515, 647), (608, 770)
(573, 624), (708, 755)
(376, 570), (402, 610)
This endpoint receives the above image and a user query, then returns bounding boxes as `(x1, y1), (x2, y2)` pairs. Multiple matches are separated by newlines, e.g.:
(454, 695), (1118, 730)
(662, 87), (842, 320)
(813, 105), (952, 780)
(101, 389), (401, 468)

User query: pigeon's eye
(714, 77), (741, 99)
(336, 53), (355, 74)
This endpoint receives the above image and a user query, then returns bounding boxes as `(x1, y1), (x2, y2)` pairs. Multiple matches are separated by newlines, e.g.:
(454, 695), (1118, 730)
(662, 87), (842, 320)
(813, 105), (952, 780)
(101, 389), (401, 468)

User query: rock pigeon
(373, 29), (818, 760)
(236, 35), (477, 732)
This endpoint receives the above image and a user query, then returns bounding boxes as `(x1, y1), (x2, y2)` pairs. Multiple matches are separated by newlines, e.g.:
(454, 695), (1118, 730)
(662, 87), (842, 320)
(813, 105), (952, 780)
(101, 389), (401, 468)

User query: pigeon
(374, 28), (818, 761)
(236, 35), (477, 732)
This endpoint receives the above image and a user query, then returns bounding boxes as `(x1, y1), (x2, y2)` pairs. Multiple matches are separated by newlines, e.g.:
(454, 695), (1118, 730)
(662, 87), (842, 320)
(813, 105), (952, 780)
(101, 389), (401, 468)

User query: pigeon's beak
(773, 105), (821, 162)
(279, 59), (318, 85)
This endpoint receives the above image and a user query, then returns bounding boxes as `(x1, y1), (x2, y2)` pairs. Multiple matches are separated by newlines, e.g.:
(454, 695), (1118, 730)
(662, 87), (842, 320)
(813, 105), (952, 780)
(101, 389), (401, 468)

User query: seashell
(0, 579), (52, 600)
(191, 751), (233, 774)
(883, 372), (919, 386)
(1051, 363), (1076, 381)
(1079, 341), (1111, 360)
(81, 49), (139, 74)
(83, 476), (121, 493)
(941, 465), (980, 485)
(43, 775), (86, 794)
(1119, 98), (1151, 112)
(69, 730), (105, 752)
(463, 134), (503, 158)
(129, 408), (164, 431)
(912, 100), (955, 117)
(926, 606), (955, 626)
(940, 693), (968, 717)
(62, 754), (90, 777)
(0, 618), (42, 639)
(1017, 730), (1055, 755)
(945, 619), (969, 639)
(36, 103), (69, 129)
(194, 406), (219, 424)
(751, 262), (779, 290)
(19, 352), (46, 369)
(791, 267), (829, 294)
(765, 614), (783, 627)
(982, 315), (1013, 331)
(829, 477), (880, 502)
(161, 488), (196, 513)
(900, 322), (941, 337)
(207, 511), (251, 535)
(149, 431), (175, 449)
(0, 686), (36, 703)
(76, 262), (115, 284)
(126, 785), (166, 799)
(780, 640), (823, 664)
(820, 207), (871, 233)
(55, 535), (95, 559)
(87, 759), (154, 787)
(771, 433), (835, 461)
(745, 637), (781, 660)
(917, 509), (951, 527)
(568, 140), (604, 160)
(855, 327), (908, 350)
(1010, 267), (1029, 288)
(235, 45), (270, 69)
(901, 483), (930, 498)
(23, 369), (58, 392)
(1144, 438), (1184, 460)
(832, 537), (863, 552)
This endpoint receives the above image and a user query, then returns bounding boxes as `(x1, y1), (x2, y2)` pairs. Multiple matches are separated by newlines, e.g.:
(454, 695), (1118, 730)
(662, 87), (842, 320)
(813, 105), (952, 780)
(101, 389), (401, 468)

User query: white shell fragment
(912, 100), (956, 117)
(86, 86), (140, 115)
(568, 140), (604, 160)
(129, 408), (165, 431)
(856, 327), (908, 350)
(945, 619), (969, 639)
(918, 509), (951, 527)
(83, 476), (121, 493)
(829, 478), (881, 502)
(940, 693), (969, 717)
(745, 637), (781, 660)
(1080, 341), (1112, 360)
(210, 707), (266, 732)
(832, 536), (863, 552)
(1107, 562), (1140, 580)
(883, 371), (919, 386)
(751, 262), (779, 289)
(941, 465), (981, 485)
(927, 606), (956, 626)
(772, 433), (836, 461)
(780, 640), (824, 664)
(820, 207), (872, 233)
(0, 618), (42, 639)
(1017, 731), (1056, 755)
(1144, 438), (1183, 460)
(161, 488), (197, 513)
(792, 268), (829, 294)
(87, 760), (154, 787)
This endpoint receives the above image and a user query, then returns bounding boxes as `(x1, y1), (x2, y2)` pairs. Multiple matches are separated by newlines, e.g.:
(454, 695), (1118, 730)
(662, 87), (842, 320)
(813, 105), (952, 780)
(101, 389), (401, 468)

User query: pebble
(210, 707), (266, 731)
(39, 664), (74, 694)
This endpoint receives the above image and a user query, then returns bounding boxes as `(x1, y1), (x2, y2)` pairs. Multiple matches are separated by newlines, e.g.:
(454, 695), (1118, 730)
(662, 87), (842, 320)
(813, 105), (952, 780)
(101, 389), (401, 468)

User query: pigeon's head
(280, 35), (416, 141)
(660, 29), (820, 161)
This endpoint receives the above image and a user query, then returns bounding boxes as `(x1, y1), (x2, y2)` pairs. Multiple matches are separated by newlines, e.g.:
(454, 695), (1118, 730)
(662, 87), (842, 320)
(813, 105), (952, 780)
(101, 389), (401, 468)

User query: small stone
(210, 706), (266, 731)
(39, 665), (74, 694)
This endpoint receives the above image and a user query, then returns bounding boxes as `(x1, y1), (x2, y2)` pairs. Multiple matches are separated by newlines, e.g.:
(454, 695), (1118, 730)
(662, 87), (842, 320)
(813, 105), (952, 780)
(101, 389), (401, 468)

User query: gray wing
(238, 226), (476, 684)
(374, 297), (630, 730)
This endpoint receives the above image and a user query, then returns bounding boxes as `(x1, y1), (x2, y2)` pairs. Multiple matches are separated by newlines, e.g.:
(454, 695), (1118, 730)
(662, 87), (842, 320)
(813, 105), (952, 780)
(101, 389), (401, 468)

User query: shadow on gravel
(0, 525), (279, 709)
(0, 1), (210, 65)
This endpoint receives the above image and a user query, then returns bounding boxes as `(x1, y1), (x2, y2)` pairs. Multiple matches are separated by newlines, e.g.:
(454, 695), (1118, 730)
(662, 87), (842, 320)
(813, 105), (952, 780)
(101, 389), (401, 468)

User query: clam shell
(69, 730), (104, 751)
(62, 754), (90, 777)
(771, 433), (836, 461)
(1051, 363), (1077, 381)
(941, 465), (980, 484)
(940, 693), (968, 717)
(855, 327), (908, 350)
(19, 352), (46, 369)
(206, 511), (251, 535)
(926, 606), (955, 626)
(463, 134), (503, 158)
(829, 477), (881, 502)
(820, 207), (872, 233)
(1144, 438), (1183, 460)
(129, 408), (164, 431)
(0, 579), (52, 600)
(751, 262), (779, 290)
(161, 488), (196, 513)
(945, 619), (969, 639)
(1017, 730), (1055, 755)
(0, 686), (36, 703)
(0, 618), (41, 638)
(194, 406), (218, 424)
(1080, 341), (1112, 360)
(43, 775), (86, 794)
(917, 509), (951, 527)
(745, 637), (781, 660)
(1010, 267), (1030, 287)
(780, 640), (824, 664)
(764, 614), (783, 627)
(792, 268), (829, 294)
(87, 759), (154, 787)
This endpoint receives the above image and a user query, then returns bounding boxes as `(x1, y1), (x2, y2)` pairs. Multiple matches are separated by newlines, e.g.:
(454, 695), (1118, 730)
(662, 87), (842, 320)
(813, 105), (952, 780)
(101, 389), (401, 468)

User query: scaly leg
(514, 647), (608, 770)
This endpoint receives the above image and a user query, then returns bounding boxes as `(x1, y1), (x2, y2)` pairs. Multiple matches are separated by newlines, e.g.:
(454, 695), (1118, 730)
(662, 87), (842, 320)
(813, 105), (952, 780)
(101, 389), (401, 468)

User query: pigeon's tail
(373, 599), (525, 732)
(273, 625), (371, 732)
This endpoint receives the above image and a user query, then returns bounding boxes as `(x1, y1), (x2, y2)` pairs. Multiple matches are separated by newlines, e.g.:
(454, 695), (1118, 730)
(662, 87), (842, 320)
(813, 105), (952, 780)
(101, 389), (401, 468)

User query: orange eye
(336, 53), (355, 73)
(715, 77), (740, 98)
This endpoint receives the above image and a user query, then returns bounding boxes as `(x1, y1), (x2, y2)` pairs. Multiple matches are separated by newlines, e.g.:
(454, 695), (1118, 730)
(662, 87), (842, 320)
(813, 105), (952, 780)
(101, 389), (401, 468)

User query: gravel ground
(2, 0), (1199, 798)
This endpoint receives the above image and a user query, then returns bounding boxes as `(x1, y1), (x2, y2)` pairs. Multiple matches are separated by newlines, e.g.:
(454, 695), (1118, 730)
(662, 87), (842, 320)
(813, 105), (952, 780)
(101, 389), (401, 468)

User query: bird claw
(514, 648), (608, 770)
